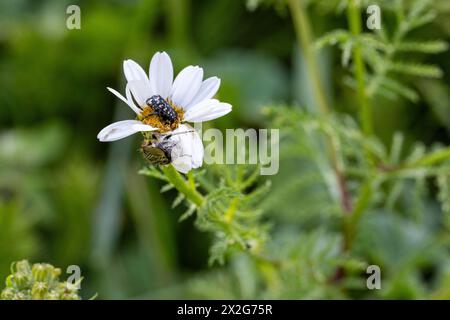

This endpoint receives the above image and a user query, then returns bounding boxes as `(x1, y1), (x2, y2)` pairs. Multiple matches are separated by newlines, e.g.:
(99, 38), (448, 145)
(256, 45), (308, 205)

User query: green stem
(288, 0), (353, 214)
(161, 165), (205, 207)
(288, 0), (329, 116)
(341, 2), (376, 252)
(347, 0), (373, 136)
(375, 146), (450, 177)
(344, 178), (373, 250)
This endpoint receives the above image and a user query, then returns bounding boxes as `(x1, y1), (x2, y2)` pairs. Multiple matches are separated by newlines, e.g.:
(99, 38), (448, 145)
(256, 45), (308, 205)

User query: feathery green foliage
(316, 0), (448, 102)
(141, 164), (271, 266)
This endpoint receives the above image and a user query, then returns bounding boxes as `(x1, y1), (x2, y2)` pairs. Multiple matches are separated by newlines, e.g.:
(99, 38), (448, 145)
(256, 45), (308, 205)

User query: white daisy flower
(97, 51), (232, 142)
(141, 124), (204, 174)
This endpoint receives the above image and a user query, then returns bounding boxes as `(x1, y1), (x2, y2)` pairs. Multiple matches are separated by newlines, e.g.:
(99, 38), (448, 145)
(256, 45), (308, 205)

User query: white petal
(123, 59), (150, 83)
(168, 124), (204, 172)
(149, 52), (173, 99)
(191, 130), (204, 168)
(125, 84), (142, 113)
(185, 77), (221, 110)
(97, 120), (156, 142)
(131, 123), (158, 132)
(170, 66), (203, 109)
(171, 158), (192, 174)
(107, 87), (141, 114)
(123, 60), (152, 105)
(127, 80), (150, 107)
(174, 123), (193, 133)
(176, 124), (203, 168)
(184, 99), (232, 123)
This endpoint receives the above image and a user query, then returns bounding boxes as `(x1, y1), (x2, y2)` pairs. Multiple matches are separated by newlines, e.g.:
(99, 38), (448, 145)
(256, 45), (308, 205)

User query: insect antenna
(161, 130), (195, 140)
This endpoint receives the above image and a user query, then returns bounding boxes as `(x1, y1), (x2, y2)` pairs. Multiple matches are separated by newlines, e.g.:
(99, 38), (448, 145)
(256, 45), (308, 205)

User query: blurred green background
(0, 0), (449, 299)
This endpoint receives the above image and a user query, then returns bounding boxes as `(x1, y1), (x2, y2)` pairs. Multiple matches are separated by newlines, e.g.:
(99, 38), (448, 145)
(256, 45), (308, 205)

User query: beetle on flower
(97, 51), (232, 141)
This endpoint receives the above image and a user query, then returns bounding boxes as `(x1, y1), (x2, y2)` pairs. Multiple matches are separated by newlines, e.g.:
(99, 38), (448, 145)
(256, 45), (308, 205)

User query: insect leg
(161, 130), (195, 140)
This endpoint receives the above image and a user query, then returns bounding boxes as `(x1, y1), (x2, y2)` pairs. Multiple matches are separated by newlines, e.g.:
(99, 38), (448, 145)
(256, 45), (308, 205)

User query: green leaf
(396, 40), (448, 53)
(389, 62), (443, 78)
(139, 167), (168, 181)
(315, 29), (351, 50)
(380, 76), (419, 102)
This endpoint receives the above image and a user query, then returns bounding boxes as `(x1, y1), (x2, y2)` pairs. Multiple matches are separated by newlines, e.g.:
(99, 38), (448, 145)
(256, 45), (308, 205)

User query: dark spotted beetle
(145, 94), (178, 124)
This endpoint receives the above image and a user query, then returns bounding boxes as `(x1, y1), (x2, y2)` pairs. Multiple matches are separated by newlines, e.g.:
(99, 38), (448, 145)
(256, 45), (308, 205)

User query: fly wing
(142, 144), (170, 165)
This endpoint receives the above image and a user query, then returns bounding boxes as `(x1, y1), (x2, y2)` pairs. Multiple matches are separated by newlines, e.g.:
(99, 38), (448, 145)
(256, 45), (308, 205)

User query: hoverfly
(140, 130), (193, 166)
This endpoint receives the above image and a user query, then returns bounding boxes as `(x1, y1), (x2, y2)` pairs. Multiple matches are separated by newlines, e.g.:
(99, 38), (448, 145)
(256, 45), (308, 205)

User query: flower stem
(339, 1), (377, 249)
(161, 165), (205, 207)
(347, 0), (373, 136)
(344, 178), (373, 250)
(288, 0), (329, 116)
(288, 0), (353, 214)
